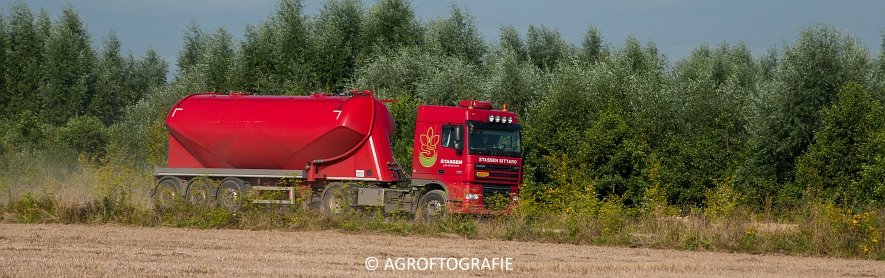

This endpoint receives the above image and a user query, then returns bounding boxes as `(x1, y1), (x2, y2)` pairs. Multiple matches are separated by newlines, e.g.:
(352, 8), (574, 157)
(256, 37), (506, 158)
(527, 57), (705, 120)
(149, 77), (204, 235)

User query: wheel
(153, 177), (182, 208)
(216, 178), (245, 211)
(186, 177), (214, 206)
(417, 190), (447, 222)
(321, 183), (354, 215)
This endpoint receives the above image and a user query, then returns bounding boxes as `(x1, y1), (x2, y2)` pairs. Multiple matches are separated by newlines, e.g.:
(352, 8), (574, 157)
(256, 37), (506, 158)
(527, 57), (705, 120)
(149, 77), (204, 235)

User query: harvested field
(0, 223), (883, 277)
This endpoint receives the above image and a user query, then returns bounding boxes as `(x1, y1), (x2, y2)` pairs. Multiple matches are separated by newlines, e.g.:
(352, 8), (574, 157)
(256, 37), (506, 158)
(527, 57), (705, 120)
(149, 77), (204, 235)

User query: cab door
(412, 123), (440, 180)
(411, 123), (464, 181)
(435, 124), (466, 181)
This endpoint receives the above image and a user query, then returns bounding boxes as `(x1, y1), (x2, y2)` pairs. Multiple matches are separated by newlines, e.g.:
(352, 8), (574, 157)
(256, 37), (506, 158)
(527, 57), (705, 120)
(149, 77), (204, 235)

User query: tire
(153, 177), (182, 209)
(216, 178), (245, 211)
(417, 190), (447, 222)
(321, 183), (354, 215)
(186, 177), (214, 206)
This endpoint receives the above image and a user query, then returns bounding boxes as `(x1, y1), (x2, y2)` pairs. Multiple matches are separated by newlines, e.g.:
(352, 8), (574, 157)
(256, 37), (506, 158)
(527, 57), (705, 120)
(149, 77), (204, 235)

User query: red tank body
(165, 91), (397, 182)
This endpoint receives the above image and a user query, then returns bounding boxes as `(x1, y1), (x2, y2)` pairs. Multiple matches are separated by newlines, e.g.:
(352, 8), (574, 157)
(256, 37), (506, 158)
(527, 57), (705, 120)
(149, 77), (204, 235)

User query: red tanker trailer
(153, 90), (522, 219)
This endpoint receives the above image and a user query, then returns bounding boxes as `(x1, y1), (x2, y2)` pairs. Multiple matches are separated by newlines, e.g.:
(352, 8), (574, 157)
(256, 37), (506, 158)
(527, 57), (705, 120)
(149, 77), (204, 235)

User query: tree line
(2, 0), (885, 214)
(0, 3), (167, 164)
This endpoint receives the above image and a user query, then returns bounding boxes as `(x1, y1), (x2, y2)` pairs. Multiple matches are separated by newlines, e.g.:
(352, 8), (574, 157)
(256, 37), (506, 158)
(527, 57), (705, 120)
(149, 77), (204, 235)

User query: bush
(58, 115), (108, 160)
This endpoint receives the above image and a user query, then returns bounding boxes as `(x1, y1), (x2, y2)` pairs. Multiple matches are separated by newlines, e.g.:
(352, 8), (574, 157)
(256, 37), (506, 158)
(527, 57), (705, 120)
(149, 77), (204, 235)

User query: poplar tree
(40, 5), (93, 125)
(5, 4), (43, 117)
(360, 0), (421, 56)
(423, 4), (485, 66)
(309, 0), (364, 92)
(87, 32), (125, 125)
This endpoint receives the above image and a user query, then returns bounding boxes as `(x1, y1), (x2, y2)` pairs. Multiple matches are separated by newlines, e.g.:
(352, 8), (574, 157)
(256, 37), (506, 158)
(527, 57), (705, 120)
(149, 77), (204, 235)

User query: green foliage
(58, 115), (107, 160)
(499, 25), (527, 62)
(415, 56), (483, 105)
(521, 153), (598, 216)
(577, 108), (649, 202)
(40, 5), (94, 126)
(794, 83), (885, 208)
(748, 24), (871, 199)
(203, 28), (236, 92)
(144, 110), (170, 167)
(110, 71), (198, 168)
(87, 32), (126, 125)
(829, 209), (883, 257)
(275, 0), (309, 68)
(352, 47), (427, 97)
(704, 176), (743, 221)
(485, 48), (543, 116)
(360, 0), (422, 55)
(234, 0), (311, 94)
(660, 42), (756, 206)
(235, 22), (284, 94)
(127, 48), (168, 100)
(177, 23), (237, 92)
(9, 193), (56, 223)
(177, 22), (206, 71)
(618, 35), (665, 76)
(879, 31), (885, 84)
(526, 25), (570, 70)
(4, 3), (45, 118)
(580, 23), (607, 64)
(0, 3), (169, 169)
(436, 214), (478, 236)
(307, 0), (364, 92)
(423, 4), (485, 66)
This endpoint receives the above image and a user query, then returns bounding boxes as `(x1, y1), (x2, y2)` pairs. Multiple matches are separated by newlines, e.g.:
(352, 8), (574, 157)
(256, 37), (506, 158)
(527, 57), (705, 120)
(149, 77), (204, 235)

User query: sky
(2, 0), (884, 77)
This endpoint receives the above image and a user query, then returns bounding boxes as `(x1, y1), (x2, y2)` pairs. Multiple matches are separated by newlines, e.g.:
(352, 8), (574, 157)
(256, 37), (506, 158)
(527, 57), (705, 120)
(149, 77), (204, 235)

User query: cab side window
(441, 124), (456, 148)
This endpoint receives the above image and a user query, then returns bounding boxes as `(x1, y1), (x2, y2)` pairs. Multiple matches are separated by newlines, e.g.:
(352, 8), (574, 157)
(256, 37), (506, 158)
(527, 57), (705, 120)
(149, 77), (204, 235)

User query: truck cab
(411, 100), (522, 214)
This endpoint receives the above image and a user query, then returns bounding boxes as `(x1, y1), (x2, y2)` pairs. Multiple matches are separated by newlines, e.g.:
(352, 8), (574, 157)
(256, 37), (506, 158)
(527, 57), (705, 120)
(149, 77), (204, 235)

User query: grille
(475, 164), (521, 185)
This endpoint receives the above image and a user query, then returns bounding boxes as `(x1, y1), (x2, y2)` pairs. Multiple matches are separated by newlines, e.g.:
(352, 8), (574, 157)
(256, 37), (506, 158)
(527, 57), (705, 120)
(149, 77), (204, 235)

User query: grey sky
(3, 0), (884, 76)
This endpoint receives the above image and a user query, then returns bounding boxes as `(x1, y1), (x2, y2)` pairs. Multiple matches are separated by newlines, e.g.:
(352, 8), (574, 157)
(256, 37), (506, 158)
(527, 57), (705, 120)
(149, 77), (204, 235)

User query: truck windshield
(468, 128), (521, 157)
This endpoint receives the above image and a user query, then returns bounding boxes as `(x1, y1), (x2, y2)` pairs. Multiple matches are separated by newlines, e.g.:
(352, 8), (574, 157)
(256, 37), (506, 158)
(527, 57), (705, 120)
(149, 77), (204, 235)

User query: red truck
(152, 90), (522, 220)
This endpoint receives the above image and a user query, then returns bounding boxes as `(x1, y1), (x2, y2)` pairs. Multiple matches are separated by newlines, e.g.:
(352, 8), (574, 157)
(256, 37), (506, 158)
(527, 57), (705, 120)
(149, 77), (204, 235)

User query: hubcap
(189, 185), (210, 204)
(425, 199), (442, 218)
(154, 183), (177, 207)
(219, 187), (240, 210)
(328, 194), (342, 213)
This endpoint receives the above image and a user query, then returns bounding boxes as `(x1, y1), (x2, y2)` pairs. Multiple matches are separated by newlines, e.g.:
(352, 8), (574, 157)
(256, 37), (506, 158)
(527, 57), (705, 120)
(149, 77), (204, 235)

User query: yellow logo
(418, 127), (439, 168)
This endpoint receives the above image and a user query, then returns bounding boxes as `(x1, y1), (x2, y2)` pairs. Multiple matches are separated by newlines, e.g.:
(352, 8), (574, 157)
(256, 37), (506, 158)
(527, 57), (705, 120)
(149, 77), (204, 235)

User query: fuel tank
(164, 91), (397, 182)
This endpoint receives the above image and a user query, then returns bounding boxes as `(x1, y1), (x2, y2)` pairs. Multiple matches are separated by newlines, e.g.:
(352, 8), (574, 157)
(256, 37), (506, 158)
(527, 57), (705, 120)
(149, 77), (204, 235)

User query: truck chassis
(153, 167), (448, 221)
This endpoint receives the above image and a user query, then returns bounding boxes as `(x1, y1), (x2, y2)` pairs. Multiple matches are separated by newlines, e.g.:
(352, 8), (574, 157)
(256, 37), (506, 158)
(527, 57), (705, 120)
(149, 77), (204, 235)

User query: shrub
(58, 115), (108, 161)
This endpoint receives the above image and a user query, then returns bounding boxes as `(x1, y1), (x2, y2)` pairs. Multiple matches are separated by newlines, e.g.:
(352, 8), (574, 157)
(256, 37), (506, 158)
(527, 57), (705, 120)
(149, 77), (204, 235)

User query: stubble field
(0, 223), (883, 277)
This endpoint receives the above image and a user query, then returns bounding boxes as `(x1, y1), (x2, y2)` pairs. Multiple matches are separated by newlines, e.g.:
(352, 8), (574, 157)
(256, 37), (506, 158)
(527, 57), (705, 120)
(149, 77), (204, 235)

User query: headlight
(488, 115), (494, 123)
(465, 194), (479, 200)
(512, 196), (519, 201)
(495, 115), (501, 123)
(507, 117), (513, 124)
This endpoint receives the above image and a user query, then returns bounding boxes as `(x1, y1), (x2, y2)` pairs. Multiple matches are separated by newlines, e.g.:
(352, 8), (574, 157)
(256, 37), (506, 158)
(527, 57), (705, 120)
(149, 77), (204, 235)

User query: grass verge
(0, 164), (883, 261)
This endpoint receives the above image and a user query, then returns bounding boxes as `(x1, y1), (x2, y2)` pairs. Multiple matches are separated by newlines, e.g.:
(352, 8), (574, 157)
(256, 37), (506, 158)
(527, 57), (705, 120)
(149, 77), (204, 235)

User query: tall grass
(1, 161), (883, 260)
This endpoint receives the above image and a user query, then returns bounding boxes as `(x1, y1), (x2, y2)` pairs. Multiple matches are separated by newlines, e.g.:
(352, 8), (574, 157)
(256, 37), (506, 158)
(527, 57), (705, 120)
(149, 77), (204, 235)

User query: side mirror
(453, 125), (464, 155)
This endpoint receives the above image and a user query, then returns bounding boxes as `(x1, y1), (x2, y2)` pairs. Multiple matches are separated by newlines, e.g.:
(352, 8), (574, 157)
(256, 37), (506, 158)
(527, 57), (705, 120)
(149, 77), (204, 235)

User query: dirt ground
(0, 223), (883, 277)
